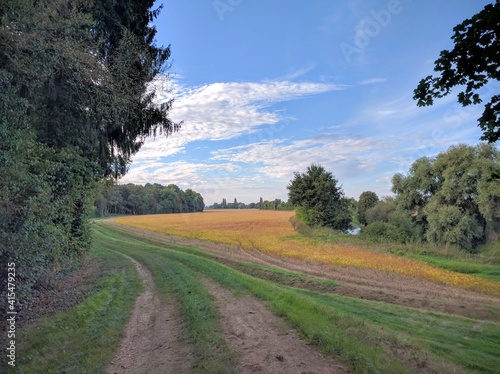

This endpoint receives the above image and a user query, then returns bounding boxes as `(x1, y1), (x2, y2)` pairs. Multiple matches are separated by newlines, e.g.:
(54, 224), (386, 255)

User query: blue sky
(120, 0), (496, 205)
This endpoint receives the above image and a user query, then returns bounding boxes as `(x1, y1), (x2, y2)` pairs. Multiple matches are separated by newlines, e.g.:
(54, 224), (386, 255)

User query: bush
(362, 211), (421, 244)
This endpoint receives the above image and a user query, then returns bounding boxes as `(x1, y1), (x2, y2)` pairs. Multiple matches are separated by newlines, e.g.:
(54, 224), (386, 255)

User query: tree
(0, 0), (176, 311)
(413, 1), (500, 142)
(365, 196), (397, 224)
(287, 164), (351, 231)
(357, 191), (379, 226)
(392, 143), (499, 251)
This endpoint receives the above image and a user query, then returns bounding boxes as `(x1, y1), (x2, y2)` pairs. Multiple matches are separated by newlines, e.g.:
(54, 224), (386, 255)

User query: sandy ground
(107, 253), (193, 374)
(203, 278), (345, 374)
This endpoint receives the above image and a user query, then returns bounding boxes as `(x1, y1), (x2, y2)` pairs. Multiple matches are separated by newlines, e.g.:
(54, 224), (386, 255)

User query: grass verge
(11, 241), (140, 373)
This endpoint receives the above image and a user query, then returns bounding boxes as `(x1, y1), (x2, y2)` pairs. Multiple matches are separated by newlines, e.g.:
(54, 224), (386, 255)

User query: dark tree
(287, 164), (351, 231)
(357, 191), (379, 226)
(0, 0), (176, 312)
(413, 1), (500, 142)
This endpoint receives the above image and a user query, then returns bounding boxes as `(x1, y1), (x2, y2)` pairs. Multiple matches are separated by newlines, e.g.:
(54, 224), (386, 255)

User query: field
(114, 210), (500, 295)
(14, 210), (500, 373)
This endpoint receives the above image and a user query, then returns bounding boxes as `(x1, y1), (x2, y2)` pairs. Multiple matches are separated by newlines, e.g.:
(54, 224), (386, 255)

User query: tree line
(208, 197), (293, 210)
(289, 143), (499, 252)
(94, 183), (204, 216)
(1, 0), (175, 311)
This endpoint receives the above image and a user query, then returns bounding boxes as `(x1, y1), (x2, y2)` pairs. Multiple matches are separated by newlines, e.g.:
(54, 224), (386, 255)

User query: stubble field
(114, 210), (500, 296)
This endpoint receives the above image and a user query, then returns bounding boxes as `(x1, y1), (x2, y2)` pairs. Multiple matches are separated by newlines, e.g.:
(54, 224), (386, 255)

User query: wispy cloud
(278, 64), (317, 80)
(211, 134), (393, 181)
(358, 77), (386, 85)
(136, 78), (347, 160)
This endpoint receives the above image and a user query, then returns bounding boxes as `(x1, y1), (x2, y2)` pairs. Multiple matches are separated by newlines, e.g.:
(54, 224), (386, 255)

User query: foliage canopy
(287, 164), (351, 231)
(357, 191), (379, 226)
(391, 143), (499, 251)
(0, 0), (175, 311)
(413, 0), (500, 142)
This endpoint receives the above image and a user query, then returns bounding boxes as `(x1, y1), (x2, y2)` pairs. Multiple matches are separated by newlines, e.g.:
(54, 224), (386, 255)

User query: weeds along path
(97, 222), (500, 373)
(106, 221), (500, 323)
(107, 252), (192, 374)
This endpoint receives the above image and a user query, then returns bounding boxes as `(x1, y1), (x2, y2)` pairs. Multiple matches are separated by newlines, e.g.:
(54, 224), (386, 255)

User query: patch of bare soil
(107, 253), (192, 374)
(106, 221), (500, 323)
(203, 278), (345, 374)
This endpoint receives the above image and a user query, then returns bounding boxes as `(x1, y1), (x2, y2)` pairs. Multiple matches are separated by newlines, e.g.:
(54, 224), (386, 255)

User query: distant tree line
(95, 183), (204, 216)
(209, 197), (294, 210)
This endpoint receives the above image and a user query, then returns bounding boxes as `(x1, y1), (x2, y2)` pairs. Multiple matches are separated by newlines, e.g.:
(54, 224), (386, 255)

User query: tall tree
(413, 1), (500, 142)
(357, 191), (379, 226)
(287, 164), (351, 231)
(0, 0), (176, 311)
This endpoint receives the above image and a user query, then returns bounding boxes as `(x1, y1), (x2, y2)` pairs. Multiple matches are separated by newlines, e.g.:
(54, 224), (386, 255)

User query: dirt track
(108, 248), (344, 373)
(107, 253), (192, 374)
(203, 278), (345, 373)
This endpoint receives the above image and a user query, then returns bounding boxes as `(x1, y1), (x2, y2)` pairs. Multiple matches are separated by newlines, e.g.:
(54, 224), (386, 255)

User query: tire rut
(203, 278), (346, 374)
(107, 252), (192, 374)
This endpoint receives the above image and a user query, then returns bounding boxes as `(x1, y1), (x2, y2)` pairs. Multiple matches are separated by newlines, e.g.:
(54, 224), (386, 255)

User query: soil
(106, 251), (346, 373)
(203, 278), (345, 374)
(106, 221), (500, 323)
(107, 253), (193, 374)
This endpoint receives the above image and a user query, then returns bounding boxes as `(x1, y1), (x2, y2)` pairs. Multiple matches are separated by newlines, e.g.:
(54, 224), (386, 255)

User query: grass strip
(217, 258), (340, 292)
(93, 224), (237, 373)
(13, 242), (140, 374)
(407, 254), (500, 280)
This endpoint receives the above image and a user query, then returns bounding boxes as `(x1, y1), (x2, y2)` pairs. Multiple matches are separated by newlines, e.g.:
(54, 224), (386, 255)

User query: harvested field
(114, 210), (500, 296)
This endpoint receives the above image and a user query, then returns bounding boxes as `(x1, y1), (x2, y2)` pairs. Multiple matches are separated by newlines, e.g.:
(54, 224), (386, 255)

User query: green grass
(14, 242), (140, 374)
(15, 221), (499, 373)
(97, 223), (500, 373)
(224, 259), (339, 290)
(407, 254), (500, 280)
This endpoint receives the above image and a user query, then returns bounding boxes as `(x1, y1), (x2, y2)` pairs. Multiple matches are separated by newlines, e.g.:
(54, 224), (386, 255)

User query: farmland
(14, 210), (500, 373)
(114, 210), (500, 296)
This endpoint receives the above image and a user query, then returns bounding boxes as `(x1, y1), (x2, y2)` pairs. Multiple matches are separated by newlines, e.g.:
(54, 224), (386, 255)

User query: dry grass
(114, 210), (500, 295)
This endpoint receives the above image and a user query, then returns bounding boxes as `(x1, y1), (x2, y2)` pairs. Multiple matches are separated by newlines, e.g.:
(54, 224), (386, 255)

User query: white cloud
(358, 77), (386, 85)
(137, 78), (347, 158)
(121, 77), (350, 203)
(211, 135), (393, 181)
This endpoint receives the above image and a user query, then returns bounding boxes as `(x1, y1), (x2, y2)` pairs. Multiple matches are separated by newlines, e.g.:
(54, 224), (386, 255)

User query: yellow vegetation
(114, 210), (500, 295)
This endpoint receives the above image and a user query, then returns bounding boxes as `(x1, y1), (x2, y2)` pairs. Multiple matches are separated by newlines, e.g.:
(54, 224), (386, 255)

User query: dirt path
(109, 247), (346, 373)
(203, 279), (345, 374)
(107, 253), (192, 374)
